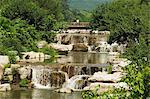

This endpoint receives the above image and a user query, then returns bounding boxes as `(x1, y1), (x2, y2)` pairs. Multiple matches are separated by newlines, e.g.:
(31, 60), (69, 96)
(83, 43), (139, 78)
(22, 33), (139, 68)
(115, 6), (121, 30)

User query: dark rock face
(72, 44), (88, 52)
(61, 66), (76, 78)
(50, 72), (66, 87)
(88, 36), (97, 46)
(61, 35), (71, 45)
(12, 70), (20, 84)
(80, 67), (99, 75)
(0, 65), (3, 81)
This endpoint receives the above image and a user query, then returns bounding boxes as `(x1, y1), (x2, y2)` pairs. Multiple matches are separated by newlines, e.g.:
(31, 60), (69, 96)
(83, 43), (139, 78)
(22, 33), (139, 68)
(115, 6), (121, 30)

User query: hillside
(69, 0), (110, 10)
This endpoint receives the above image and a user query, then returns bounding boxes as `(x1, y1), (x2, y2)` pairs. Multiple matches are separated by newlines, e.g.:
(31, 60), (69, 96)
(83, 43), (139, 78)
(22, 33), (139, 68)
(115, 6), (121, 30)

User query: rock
(61, 35), (71, 44)
(4, 68), (12, 75)
(111, 42), (118, 52)
(22, 51), (45, 59)
(37, 41), (47, 48)
(16, 56), (20, 62)
(21, 51), (45, 63)
(118, 59), (132, 67)
(95, 41), (108, 52)
(112, 64), (123, 72)
(11, 64), (20, 69)
(115, 82), (129, 89)
(83, 82), (129, 93)
(88, 72), (123, 83)
(72, 43), (88, 52)
(44, 55), (51, 59)
(49, 43), (73, 52)
(112, 59), (131, 72)
(0, 55), (9, 64)
(0, 84), (11, 91)
(56, 34), (71, 44)
(108, 52), (120, 63)
(0, 65), (3, 80)
(55, 88), (73, 93)
(8, 75), (13, 81)
(19, 67), (31, 79)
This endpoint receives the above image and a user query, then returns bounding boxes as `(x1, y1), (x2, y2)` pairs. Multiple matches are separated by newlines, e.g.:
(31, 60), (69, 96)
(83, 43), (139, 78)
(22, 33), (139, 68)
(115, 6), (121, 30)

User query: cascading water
(32, 68), (68, 89)
(62, 75), (90, 91)
(32, 68), (52, 89)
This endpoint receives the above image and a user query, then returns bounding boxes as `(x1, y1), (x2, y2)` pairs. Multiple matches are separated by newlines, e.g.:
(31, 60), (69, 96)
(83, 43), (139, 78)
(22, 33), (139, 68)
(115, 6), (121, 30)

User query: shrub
(19, 79), (29, 87)
(7, 52), (17, 64)
(39, 47), (58, 57)
(4, 64), (11, 69)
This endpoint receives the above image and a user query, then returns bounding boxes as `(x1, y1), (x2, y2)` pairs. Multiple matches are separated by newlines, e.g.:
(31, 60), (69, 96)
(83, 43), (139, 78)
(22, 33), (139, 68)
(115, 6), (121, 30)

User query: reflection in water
(56, 52), (108, 64)
(0, 89), (82, 99)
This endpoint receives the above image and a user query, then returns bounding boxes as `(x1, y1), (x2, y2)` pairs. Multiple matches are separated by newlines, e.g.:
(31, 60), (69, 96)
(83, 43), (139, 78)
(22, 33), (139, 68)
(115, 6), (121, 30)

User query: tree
(0, 16), (39, 53)
(91, 0), (150, 43)
(1, 0), (57, 31)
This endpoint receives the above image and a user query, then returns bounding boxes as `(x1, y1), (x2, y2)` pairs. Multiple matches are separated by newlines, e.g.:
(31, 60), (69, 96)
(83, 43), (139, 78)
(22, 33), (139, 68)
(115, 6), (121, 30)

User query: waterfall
(62, 75), (89, 91)
(32, 68), (52, 89)
(32, 68), (68, 89)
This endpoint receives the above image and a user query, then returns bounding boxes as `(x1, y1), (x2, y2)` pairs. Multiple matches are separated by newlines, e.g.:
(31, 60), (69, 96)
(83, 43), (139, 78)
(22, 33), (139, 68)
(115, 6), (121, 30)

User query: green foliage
(4, 64), (11, 69)
(7, 52), (17, 64)
(0, 46), (9, 55)
(91, 0), (150, 43)
(0, 0), (73, 56)
(2, 0), (55, 31)
(122, 34), (150, 98)
(124, 33), (149, 66)
(0, 16), (39, 53)
(1, 0), (71, 30)
(39, 31), (56, 43)
(108, 65), (112, 74)
(19, 78), (29, 87)
(39, 47), (58, 57)
(82, 88), (129, 99)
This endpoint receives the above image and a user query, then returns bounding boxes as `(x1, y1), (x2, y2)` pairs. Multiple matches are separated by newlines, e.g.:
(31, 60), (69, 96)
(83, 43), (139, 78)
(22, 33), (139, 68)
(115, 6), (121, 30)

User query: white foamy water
(62, 75), (89, 90)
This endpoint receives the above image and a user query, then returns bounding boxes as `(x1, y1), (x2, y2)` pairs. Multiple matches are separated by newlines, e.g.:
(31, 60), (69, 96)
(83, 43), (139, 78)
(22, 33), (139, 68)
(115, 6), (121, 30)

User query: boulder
(95, 41), (108, 52)
(72, 43), (88, 52)
(0, 55), (9, 64)
(55, 88), (73, 93)
(111, 42), (119, 52)
(44, 55), (51, 59)
(21, 51), (45, 63)
(22, 51), (45, 59)
(49, 43), (73, 51)
(112, 64), (123, 72)
(118, 59), (132, 67)
(16, 56), (20, 62)
(8, 75), (13, 81)
(83, 82), (129, 93)
(19, 67), (31, 79)
(56, 34), (71, 45)
(0, 84), (11, 91)
(4, 68), (12, 75)
(61, 35), (71, 44)
(88, 72), (123, 83)
(11, 64), (20, 69)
